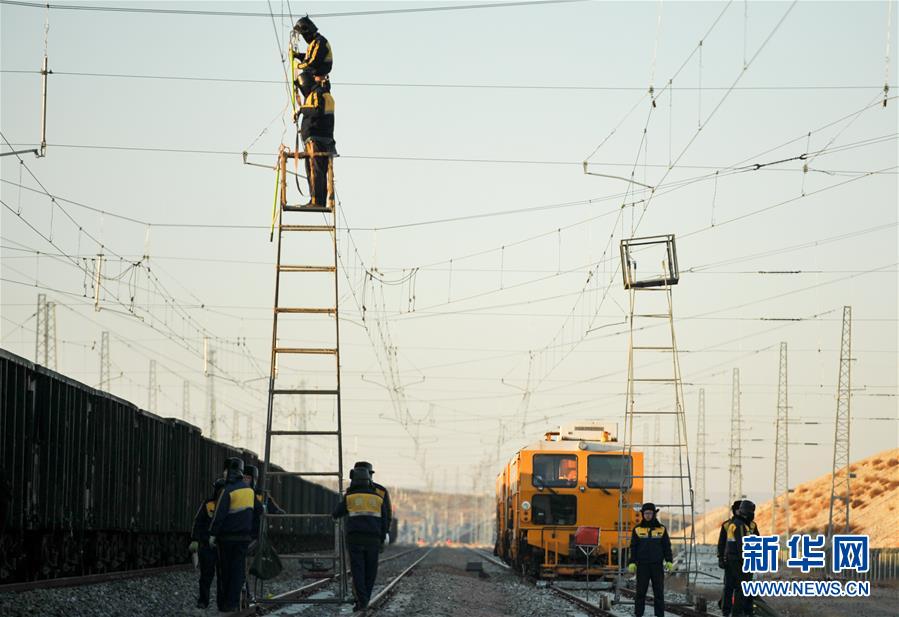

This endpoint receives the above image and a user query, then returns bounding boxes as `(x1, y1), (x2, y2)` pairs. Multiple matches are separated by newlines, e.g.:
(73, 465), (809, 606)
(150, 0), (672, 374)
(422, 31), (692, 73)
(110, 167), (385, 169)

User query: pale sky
(2, 1), (897, 510)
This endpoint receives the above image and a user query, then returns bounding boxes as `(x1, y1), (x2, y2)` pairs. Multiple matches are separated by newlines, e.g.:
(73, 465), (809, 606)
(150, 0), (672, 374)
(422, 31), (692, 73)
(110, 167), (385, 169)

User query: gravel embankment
(0, 545), (413, 617)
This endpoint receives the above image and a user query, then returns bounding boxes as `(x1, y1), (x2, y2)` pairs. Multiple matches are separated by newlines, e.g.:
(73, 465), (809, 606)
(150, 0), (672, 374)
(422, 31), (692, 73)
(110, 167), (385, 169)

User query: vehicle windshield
(587, 455), (632, 489)
(532, 454), (577, 488)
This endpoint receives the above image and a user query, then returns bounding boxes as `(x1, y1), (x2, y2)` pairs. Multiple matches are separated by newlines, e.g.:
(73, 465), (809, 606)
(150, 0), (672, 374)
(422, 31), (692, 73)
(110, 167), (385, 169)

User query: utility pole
(232, 408), (240, 444)
(772, 342), (790, 538)
(99, 331), (110, 390)
(728, 368), (743, 505)
(148, 359), (157, 411)
(34, 294), (57, 369)
(182, 380), (191, 423)
(207, 348), (217, 439)
(696, 388), (707, 543)
(827, 307), (852, 539)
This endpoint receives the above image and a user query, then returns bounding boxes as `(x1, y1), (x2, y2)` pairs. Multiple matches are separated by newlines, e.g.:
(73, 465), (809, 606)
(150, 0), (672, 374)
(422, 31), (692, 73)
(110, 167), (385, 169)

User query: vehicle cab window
(586, 455), (632, 489)
(532, 454), (577, 488)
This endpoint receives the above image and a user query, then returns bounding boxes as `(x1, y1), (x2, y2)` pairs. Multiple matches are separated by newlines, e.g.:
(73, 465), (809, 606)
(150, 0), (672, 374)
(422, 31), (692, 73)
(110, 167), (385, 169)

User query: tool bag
(250, 526), (283, 580)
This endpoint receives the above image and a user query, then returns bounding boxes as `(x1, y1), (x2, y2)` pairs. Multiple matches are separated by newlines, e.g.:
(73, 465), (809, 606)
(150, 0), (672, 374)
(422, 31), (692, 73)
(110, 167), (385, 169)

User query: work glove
(627, 563), (637, 574)
(209, 536), (217, 549)
(664, 561), (675, 573)
(188, 540), (199, 553)
(718, 557), (726, 570)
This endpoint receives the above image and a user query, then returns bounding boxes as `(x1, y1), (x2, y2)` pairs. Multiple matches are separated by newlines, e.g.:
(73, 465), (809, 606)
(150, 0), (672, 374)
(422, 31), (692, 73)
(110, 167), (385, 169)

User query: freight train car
(494, 421), (643, 578)
(0, 348), (338, 584)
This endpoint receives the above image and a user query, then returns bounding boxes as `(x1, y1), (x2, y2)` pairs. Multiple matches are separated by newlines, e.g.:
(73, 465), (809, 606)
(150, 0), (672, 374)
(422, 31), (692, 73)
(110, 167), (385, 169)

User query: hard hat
(641, 502), (660, 513)
(294, 16), (318, 35)
(224, 457), (245, 474)
(354, 461), (374, 474)
(738, 500), (756, 517)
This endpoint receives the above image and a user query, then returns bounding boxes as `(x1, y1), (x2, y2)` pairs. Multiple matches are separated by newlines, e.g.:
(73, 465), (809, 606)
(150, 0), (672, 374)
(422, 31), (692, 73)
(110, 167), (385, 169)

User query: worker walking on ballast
(721, 500), (760, 617)
(189, 478), (225, 609)
(627, 502), (674, 617)
(332, 465), (389, 611)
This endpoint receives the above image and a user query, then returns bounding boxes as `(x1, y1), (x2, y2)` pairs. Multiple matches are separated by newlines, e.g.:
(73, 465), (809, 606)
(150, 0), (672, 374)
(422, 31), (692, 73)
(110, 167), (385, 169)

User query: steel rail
(225, 547), (424, 616)
(0, 564), (193, 593)
(354, 546), (435, 615)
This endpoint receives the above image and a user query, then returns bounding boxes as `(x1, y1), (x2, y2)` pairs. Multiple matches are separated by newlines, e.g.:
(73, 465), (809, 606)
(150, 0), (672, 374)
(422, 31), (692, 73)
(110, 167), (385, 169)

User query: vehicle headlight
(521, 501), (531, 511)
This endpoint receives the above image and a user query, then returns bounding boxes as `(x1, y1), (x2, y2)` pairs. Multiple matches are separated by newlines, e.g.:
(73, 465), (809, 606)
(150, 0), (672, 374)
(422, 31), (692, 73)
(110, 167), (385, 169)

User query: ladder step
(627, 475), (691, 479)
(280, 224), (334, 232)
(632, 346), (674, 350)
(627, 443), (688, 448)
(265, 513), (335, 519)
(267, 471), (342, 477)
(275, 347), (338, 355)
(283, 205), (333, 213)
(275, 307), (336, 314)
(272, 388), (339, 396)
(278, 265), (336, 273)
(270, 430), (339, 436)
(628, 411), (679, 415)
(633, 378), (680, 383)
(634, 313), (670, 318)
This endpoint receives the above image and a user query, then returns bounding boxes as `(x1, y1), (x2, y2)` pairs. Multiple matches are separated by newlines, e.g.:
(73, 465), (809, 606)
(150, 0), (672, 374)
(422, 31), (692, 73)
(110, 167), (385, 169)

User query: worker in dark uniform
(627, 502), (674, 617)
(332, 466), (389, 611)
(292, 16), (333, 101)
(296, 75), (335, 208)
(189, 478), (225, 609)
(209, 457), (261, 612)
(354, 461), (392, 548)
(717, 500), (743, 613)
(722, 500), (759, 617)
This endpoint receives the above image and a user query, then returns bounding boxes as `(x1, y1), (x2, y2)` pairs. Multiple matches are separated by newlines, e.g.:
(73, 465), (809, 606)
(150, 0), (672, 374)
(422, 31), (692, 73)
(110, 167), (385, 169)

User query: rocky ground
(2, 545), (895, 617)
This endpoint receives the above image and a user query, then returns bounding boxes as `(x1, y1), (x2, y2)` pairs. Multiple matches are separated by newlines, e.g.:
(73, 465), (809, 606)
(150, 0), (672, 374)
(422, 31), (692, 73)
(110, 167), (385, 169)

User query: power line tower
(99, 331), (111, 390)
(728, 368), (743, 504)
(259, 144), (347, 606)
(695, 388), (707, 543)
(34, 293), (57, 369)
(617, 235), (696, 600)
(148, 359), (157, 411)
(182, 380), (191, 423)
(206, 349), (217, 439)
(827, 306), (852, 539)
(772, 342), (790, 539)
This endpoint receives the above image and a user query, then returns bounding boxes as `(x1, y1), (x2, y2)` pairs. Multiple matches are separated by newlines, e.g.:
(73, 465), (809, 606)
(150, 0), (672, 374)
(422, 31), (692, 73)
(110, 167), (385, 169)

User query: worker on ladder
(291, 16), (333, 96)
(296, 74), (336, 208)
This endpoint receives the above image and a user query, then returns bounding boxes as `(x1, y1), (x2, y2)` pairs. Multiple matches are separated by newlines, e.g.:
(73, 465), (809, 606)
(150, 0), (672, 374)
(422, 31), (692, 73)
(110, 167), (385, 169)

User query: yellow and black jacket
(372, 481), (393, 539)
(209, 473), (262, 541)
(191, 496), (217, 545)
(723, 515), (759, 562)
(628, 518), (673, 564)
(332, 483), (389, 546)
(299, 82), (335, 145)
(294, 33), (333, 77)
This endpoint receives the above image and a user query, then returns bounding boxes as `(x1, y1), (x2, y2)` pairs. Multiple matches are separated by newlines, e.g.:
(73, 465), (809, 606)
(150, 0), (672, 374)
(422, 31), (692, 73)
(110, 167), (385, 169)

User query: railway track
(0, 564), (193, 594)
(225, 546), (428, 616)
(352, 546), (433, 615)
(464, 547), (717, 617)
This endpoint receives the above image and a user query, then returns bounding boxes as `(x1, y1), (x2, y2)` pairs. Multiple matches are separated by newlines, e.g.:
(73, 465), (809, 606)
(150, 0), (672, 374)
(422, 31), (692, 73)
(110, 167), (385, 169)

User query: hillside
(690, 448), (899, 547)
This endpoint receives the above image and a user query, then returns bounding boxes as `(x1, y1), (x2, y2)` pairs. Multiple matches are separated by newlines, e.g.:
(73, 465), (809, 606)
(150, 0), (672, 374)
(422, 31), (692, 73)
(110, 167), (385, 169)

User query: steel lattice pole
(773, 342), (790, 539)
(827, 306), (852, 538)
(728, 368), (743, 504)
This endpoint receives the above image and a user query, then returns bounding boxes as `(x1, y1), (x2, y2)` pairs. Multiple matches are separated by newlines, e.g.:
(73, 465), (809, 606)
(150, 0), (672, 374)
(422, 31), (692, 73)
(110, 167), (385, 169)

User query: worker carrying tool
(721, 499), (760, 617)
(627, 502), (674, 617)
(291, 15), (334, 88)
(332, 465), (389, 611)
(354, 461), (393, 548)
(209, 458), (263, 612)
(296, 75), (335, 208)
(189, 478), (226, 609)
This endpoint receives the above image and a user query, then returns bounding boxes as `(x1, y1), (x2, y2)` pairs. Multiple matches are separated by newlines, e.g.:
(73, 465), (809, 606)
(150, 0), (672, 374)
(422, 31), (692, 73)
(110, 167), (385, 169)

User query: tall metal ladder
(615, 235), (697, 603)
(258, 146), (348, 606)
